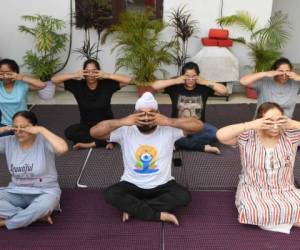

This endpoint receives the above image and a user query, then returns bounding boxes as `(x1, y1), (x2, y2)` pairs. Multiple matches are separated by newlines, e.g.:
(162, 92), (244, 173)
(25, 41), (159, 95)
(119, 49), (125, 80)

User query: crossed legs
(104, 180), (191, 225)
(0, 190), (59, 230)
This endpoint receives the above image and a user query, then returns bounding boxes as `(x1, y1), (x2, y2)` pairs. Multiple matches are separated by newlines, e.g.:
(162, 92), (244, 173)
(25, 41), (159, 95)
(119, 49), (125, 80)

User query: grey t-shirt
(254, 78), (300, 118)
(0, 134), (61, 198)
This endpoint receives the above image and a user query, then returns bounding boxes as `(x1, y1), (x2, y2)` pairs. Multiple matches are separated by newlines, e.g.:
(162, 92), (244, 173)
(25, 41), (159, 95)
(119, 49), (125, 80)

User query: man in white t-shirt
(90, 92), (202, 225)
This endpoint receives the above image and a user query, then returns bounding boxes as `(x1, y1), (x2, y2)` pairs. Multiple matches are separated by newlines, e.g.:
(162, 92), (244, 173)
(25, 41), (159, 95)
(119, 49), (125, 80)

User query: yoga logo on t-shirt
(177, 95), (202, 119)
(134, 145), (158, 174)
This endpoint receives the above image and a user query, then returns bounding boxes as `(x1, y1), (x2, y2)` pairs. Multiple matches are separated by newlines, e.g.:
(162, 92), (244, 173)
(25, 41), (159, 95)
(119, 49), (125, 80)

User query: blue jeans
(175, 122), (217, 152)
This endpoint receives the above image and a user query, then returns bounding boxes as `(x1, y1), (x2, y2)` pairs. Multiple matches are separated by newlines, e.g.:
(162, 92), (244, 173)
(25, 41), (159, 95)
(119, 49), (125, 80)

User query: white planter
(38, 80), (56, 100)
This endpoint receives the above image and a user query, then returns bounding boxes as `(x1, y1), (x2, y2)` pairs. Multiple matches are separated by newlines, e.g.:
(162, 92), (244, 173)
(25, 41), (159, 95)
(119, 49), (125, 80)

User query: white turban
(135, 92), (158, 111)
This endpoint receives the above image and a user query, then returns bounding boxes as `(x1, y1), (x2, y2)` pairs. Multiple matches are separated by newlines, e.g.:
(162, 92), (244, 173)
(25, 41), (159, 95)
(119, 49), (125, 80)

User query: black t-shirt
(165, 84), (214, 122)
(64, 79), (120, 126)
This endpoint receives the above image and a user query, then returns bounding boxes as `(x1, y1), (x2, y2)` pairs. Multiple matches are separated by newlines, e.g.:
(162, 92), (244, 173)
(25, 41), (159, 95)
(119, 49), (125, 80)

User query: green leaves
(18, 14), (68, 81)
(254, 11), (290, 49)
(217, 11), (257, 33)
(23, 51), (61, 81)
(101, 9), (174, 86)
(217, 11), (291, 72)
(168, 5), (198, 74)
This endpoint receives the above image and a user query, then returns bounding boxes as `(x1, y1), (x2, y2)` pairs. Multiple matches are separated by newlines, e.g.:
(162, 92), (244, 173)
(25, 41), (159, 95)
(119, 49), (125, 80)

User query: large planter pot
(38, 80), (56, 100)
(136, 86), (155, 97)
(245, 86), (257, 99)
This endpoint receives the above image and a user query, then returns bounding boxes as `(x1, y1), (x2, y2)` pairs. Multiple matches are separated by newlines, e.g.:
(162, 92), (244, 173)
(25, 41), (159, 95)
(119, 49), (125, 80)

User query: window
(123, 0), (163, 18)
(75, 0), (163, 29)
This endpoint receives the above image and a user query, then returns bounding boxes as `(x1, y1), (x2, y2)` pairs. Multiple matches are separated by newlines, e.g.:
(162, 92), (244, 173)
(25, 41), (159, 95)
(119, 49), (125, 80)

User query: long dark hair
(12, 111), (38, 125)
(256, 102), (284, 119)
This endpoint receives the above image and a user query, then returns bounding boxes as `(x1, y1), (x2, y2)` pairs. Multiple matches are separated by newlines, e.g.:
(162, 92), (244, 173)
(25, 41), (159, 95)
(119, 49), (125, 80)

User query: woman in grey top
(240, 57), (300, 118)
(0, 111), (68, 230)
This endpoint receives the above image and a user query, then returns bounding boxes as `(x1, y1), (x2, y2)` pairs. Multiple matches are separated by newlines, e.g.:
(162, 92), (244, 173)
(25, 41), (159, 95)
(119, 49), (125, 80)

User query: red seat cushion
(208, 29), (229, 39)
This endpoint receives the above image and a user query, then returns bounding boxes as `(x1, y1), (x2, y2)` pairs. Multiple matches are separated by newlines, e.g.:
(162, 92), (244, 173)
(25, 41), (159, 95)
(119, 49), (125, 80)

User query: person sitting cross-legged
(0, 110), (68, 230)
(151, 62), (228, 154)
(90, 92), (202, 225)
(51, 59), (132, 150)
(217, 102), (300, 234)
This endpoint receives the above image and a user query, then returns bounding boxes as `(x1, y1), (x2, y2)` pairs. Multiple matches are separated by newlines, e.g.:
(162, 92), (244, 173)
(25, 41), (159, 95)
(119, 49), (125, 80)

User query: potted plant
(217, 11), (291, 99)
(73, 0), (113, 60)
(101, 9), (175, 96)
(19, 14), (68, 99)
(168, 5), (198, 75)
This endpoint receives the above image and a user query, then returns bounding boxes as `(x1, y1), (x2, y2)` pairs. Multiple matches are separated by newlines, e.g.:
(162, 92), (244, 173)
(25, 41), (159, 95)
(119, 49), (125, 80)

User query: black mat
(3, 104), (300, 190)
(78, 147), (124, 188)
(31, 105), (80, 139)
(182, 144), (241, 190)
(205, 103), (256, 128)
(0, 154), (10, 186)
(56, 149), (90, 188)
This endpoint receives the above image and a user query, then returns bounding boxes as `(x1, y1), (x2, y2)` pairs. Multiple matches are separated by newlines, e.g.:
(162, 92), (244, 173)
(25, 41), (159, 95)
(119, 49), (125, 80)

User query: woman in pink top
(217, 102), (300, 234)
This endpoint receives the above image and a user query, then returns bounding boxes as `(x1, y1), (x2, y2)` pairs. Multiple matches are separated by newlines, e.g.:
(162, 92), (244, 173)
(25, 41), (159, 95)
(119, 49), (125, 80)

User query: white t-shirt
(110, 125), (184, 189)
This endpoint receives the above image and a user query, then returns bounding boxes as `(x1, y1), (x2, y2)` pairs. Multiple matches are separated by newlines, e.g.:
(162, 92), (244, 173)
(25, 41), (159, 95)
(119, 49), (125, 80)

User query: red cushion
(208, 29), (229, 39)
(217, 39), (233, 47)
(201, 38), (232, 47)
(201, 38), (218, 46)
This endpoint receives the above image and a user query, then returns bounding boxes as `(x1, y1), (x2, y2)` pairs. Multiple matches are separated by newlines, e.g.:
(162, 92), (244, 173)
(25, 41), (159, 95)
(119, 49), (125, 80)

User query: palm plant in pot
(217, 11), (291, 99)
(19, 14), (68, 99)
(101, 9), (175, 96)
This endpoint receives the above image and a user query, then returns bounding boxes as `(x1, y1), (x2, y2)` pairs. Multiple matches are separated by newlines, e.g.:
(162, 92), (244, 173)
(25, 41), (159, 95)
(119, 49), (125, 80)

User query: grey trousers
(0, 190), (59, 230)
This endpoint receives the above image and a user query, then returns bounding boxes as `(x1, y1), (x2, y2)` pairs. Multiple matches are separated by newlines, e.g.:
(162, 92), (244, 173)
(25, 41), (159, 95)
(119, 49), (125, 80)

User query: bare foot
(73, 142), (96, 150)
(122, 212), (130, 222)
(106, 143), (114, 150)
(0, 220), (5, 227)
(39, 215), (53, 225)
(160, 212), (179, 226)
(204, 145), (221, 154)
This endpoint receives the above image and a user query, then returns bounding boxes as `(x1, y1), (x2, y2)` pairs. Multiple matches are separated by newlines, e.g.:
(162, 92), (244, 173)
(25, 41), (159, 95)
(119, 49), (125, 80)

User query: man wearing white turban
(90, 92), (202, 225)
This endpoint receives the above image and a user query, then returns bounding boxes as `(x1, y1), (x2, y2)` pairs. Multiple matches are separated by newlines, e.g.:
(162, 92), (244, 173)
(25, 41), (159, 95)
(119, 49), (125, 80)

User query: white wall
(272, 0), (300, 63)
(0, 0), (273, 91)
(163, 0), (273, 79)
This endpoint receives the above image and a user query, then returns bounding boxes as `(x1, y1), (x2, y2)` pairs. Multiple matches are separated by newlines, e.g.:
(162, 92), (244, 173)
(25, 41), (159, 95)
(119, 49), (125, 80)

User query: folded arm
(51, 72), (81, 88)
(239, 71), (281, 86)
(151, 76), (185, 91)
(196, 76), (228, 96)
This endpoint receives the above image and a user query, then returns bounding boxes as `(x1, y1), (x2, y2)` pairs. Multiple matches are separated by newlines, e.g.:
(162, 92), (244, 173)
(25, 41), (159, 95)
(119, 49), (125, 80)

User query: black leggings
(64, 123), (107, 147)
(104, 180), (191, 221)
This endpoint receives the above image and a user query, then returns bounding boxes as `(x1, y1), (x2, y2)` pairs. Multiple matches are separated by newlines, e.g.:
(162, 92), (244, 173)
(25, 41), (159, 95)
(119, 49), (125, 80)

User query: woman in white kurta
(0, 111), (68, 230)
(217, 102), (300, 234)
